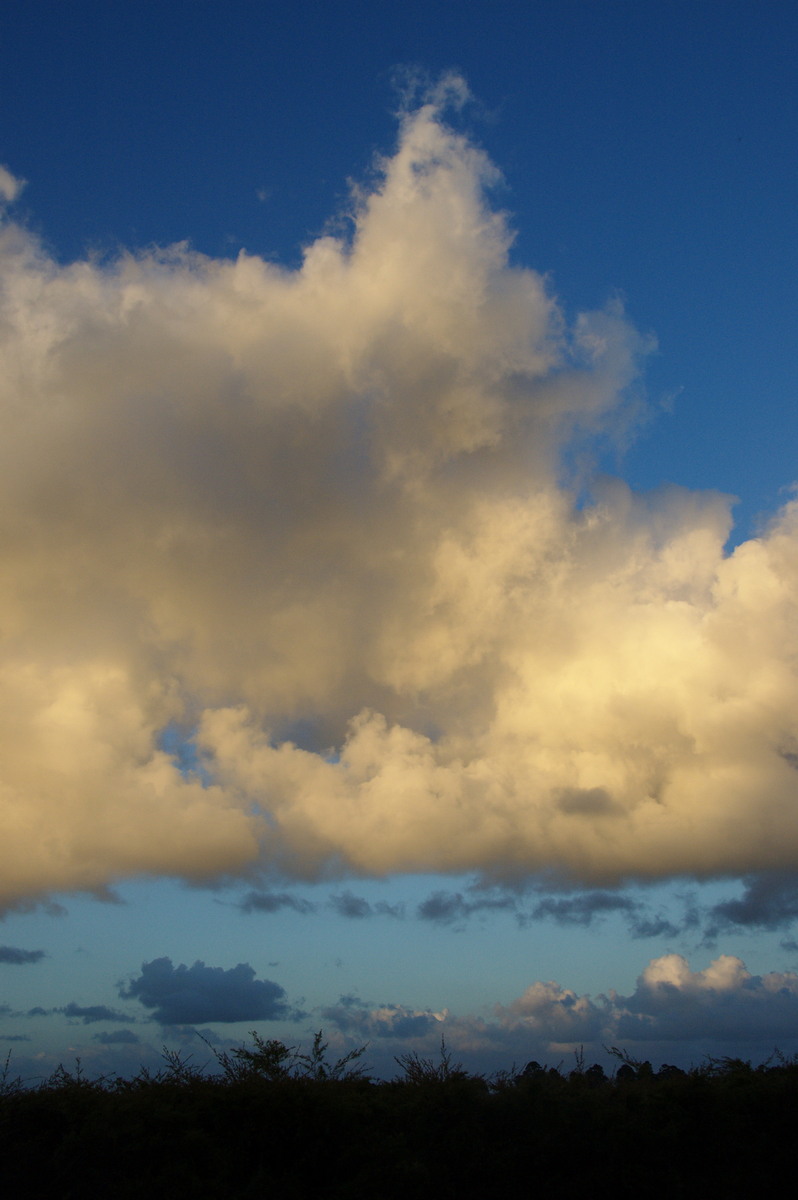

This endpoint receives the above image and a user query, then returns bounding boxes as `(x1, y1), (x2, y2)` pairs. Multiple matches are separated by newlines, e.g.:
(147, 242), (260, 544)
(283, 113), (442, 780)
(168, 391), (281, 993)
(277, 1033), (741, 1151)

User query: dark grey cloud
(93, 1029), (140, 1045)
(120, 957), (301, 1026)
(329, 891), (372, 919)
(529, 891), (634, 927)
(707, 872), (798, 933)
(0, 945), (45, 964)
(518, 886), (693, 939)
(237, 890), (316, 915)
(60, 1002), (132, 1025)
(328, 891), (405, 920)
(627, 913), (682, 939)
(417, 890), (516, 926)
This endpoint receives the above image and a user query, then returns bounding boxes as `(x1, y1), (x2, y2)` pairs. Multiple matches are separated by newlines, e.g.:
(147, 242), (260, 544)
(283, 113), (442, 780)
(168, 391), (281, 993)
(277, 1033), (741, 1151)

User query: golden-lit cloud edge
(1, 78), (797, 904)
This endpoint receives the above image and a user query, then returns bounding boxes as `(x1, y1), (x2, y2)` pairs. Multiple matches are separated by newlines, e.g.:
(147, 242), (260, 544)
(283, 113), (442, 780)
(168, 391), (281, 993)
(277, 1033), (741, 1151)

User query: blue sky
(1, 0), (798, 1081)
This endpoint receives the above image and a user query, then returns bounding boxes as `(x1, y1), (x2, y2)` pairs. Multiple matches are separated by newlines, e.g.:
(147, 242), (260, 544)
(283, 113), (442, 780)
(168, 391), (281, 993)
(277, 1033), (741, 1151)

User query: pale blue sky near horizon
(2, 0), (798, 1079)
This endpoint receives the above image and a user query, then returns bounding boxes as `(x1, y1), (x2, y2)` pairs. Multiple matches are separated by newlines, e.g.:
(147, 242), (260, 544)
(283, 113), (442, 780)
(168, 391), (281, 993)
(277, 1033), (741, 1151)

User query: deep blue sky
(2, 0), (798, 1080)
(4, 1), (796, 533)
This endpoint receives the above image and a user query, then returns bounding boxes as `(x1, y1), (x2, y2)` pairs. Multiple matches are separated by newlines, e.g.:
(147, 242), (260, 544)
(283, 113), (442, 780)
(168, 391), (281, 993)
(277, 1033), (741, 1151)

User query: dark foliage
(2, 1036), (797, 1198)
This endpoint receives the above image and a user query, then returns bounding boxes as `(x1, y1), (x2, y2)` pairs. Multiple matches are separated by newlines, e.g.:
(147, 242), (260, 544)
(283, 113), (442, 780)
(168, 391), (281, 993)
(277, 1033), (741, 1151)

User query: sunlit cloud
(2, 76), (798, 906)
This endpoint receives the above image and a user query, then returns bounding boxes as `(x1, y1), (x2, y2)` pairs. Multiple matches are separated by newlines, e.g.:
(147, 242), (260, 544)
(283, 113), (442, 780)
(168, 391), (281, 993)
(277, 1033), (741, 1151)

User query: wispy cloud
(26, 1001), (132, 1024)
(237, 890), (316, 915)
(93, 1029), (140, 1044)
(60, 1002), (132, 1025)
(0, 946), (45, 965)
(417, 889), (516, 927)
(329, 891), (405, 919)
(1, 76), (797, 904)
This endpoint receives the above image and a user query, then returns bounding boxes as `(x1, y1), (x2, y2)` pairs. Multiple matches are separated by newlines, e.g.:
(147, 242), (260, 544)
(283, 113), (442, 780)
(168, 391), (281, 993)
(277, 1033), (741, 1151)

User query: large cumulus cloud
(1, 76), (798, 905)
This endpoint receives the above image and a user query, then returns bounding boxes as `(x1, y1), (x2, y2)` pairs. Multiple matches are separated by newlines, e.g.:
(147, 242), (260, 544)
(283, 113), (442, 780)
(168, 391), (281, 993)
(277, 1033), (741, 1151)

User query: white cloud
(1, 81), (798, 904)
(0, 165), (23, 204)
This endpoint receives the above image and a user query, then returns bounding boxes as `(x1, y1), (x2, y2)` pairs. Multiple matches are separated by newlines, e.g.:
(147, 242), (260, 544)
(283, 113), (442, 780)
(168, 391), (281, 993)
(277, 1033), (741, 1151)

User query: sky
(1, 0), (798, 1082)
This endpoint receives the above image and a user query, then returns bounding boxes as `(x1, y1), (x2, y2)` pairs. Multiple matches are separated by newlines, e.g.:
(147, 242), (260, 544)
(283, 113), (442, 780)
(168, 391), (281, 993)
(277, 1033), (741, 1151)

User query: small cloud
(0, 165), (24, 204)
(329, 891), (372, 919)
(60, 1002), (133, 1025)
(321, 994), (445, 1039)
(238, 890), (316, 915)
(628, 913), (682, 939)
(0, 946), (45, 965)
(707, 872), (798, 933)
(328, 892), (405, 919)
(417, 889), (516, 926)
(93, 1029), (140, 1044)
(120, 957), (303, 1025)
(529, 891), (634, 927)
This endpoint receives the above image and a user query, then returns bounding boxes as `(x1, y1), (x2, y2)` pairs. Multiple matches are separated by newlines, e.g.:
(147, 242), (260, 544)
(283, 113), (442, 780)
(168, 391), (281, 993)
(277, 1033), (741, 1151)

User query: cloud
(321, 953), (798, 1074)
(93, 1029), (140, 1044)
(707, 872), (798, 932)
(119, 957), (301, 1025)
(417, 889), (517, 926)
(525, 890), (683, 938)
(60, 1002), (132, 1025)
(0, 946), (45, 964)
(613, 953), (798, 1043)
(237, 890), (316, 915)
(529, 891), (634, 927)
(329, 890), (405, 919)
(2, 76), (798, 904)
(320, 994), (447, 1040)
(0, 166), (23, 205)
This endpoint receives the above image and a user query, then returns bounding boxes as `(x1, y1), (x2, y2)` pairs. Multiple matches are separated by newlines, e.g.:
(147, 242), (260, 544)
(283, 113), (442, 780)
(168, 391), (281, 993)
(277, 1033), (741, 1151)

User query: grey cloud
(321, 994), (444, 1040)
(328, 891), (405, 919)
(417, 890), (516, 926)
(627, 913), (682, 939)
(24, 1001), (133, 1023)
(530, 892), (635, 927)
(329, 891), (372, 919)
(326, 953), (798, 1077)
(60, 1002), (132, 1025)
(613, 954), (798, 1044)
(120, 957), (301, 1026)
(238, 890), (316, 915)
(93, 1029), (140, 1044)
(554, 787), (619, 817)
(0, 945), (45, 965)
(707, 872), (798, 933)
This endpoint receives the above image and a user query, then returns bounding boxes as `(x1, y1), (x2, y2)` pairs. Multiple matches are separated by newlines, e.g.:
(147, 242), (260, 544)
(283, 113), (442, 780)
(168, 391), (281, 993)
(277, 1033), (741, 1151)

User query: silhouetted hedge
(2, 1037), (797, 1198)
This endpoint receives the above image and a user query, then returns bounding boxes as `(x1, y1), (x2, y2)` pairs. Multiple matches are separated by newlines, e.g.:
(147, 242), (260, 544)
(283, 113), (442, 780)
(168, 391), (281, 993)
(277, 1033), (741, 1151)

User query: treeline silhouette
(2, 1032), (796, 1198)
